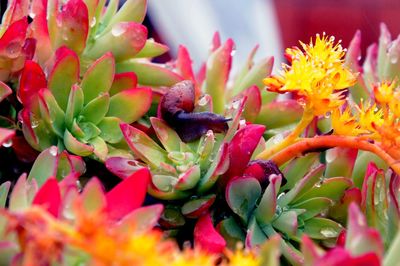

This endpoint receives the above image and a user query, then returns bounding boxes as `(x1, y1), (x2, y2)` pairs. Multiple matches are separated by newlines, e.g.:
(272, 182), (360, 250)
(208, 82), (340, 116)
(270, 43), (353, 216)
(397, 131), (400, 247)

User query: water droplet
(231, 100), (240, 110)
(324, 111), (331, 118)
(111, 24), (126, 37)
(320, 227), (338, 238)
(230, 49), (237, 57)
(5, 42), (21, 59)
(390, 56), (398, 64)
(374, 194), (380, 205)
(31, 117), (39, 128)
(29, 11), (36, 19)
(90, 17), (96, 28)
(49, 146), (58, 156)
(357, 55), (362, 61)
(2, 139), (12, 148)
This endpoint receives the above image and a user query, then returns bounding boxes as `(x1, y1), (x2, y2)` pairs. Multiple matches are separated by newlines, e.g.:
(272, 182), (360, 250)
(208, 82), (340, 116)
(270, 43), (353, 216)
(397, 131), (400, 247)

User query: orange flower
(264, 33), (357, 116)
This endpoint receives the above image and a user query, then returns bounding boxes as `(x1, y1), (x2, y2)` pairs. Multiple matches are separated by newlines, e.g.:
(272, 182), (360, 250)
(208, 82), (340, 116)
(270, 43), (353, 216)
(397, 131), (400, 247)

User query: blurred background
(146, 0), (400, 72)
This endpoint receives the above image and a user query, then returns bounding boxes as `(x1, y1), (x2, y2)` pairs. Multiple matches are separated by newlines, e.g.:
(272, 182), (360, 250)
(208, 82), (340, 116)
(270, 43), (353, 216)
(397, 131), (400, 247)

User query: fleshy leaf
(293, 177), (353, 204)
(325, 148), (358, 178)
(81, 52), (115, 104)
(105, 157), (144, 179)
(9, 174), (31, 211)
(203, 39), (234, 114)
(32, 177), (61, 217)
(118, 204), (163, 233)
(27, 146), (59, 187)
(223, 124), (266, 184)
(176, 45), (195, 83)
(175, 165), (201, 190)
(218, 217), (245, 250)
(232, 56), (274, 97)
(0, 181), (11, 208)
(134, 39), (169, 58)
(102, 0), (147, 33)
(245, 217), (267, 248)
(81, 177), (107, 214)
(303, 217), (343, 240)
(256, 174), (282, 225)
(293, 197), (333, 221)
(194, 213), (226, 253)
(255, 100), (302, 129)
(272, 210), (298, 236)
(81, 93), (110, 125)
(64, 129), (94, 156)
(0, 81), (12, 102)
(38, 88), (66, 137)
(116, 60), (183, 86)
(107, 87), (152, 123)
(48, 47), (80, 110)
(181, 194), (216, 218)
(87, 22), (147, 61)
(98, 117), (124, 144)
(121, 123), (168, 168)
(65, 84), (84, 128)
(150, 117), (181, 152)
(52, 0), (89, 54)
(109, 72), (137, 96)
(18, 60), (47, 108)
(226, 176), (261, 224)
(106, 168), (150, 220)
(89, 136), (108, 161)
(242, 85), (262, 122)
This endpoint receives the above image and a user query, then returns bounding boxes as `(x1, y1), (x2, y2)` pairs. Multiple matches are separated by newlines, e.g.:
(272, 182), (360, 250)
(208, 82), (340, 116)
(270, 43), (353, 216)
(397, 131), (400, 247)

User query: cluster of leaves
(2, 0), (400, 265)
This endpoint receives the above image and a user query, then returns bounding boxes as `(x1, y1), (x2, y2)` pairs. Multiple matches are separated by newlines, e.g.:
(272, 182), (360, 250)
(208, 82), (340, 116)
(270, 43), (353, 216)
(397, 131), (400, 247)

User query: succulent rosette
(18, 48), (152, 160)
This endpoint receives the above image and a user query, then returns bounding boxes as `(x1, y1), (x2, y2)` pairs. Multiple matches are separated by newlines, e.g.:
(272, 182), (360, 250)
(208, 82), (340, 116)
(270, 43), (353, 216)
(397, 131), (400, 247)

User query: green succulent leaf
(121, 123), (168, 168)
(150, 117), (181, 152)
(218, 217), (246, 250)
(9, 174), (31, 212)
(246, 217), (268, 248)
(303, 217), (343, 240)
(81, 93), (110, 124)
(89, 136), (109, 161)
(81, 178), (107, 214)
(81, 52), (115, 105)
(226, 176), (261, 224)
(232, 56), (274, 97)
(181, 194), (216, 218)
(38, 89), (66, 138)
(87, 22), (147, 61)
(48, 48), (80, 110)
(255, 100), (303, 129)
(65, 85), (84, 128)
(293, 197), (333, 221)
(282, 153), (320, 190)
(278, 164), (325, 207)
(98, 117), (124, 144)
(27, 146), (59, 187)
(80, 122), (101, 141)
(325, 148), (358, 178)
(108, 87), (152, 123)
(135, 39), (169, 58)
(116, 60), (183, 86)
(160, 206), (186, 228)
(175, 165), (201, 191)
(271, 210), (298, 236)
(293, 177), (353, 204)
(152, 175), (177, 192)
(109, 72), (137, 96)
(102, 0), (147, 33)
(0, 181), (11, 208)
(256, 175), (282, 225)
(64, 129), (94, 156)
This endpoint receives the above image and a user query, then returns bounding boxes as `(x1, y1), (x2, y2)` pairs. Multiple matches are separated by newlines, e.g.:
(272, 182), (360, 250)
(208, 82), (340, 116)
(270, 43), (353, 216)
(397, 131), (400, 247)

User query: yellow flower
(264, 33), (357, 116)
(332, 106), (365, 136)
(374, 80), (397, 105)
(357, 101), (384, 134)
(224, 249), (260, 266)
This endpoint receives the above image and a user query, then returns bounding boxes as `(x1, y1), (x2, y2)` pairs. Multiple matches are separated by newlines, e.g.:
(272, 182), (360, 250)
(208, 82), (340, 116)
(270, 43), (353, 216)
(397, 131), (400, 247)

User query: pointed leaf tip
(194, 213), (226, 253)
(32, 177), (61, 217)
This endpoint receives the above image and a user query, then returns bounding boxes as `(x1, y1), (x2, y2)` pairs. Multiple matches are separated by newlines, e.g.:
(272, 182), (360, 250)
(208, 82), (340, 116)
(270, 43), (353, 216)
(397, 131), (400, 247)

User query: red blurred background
(274, 0), (400, 54)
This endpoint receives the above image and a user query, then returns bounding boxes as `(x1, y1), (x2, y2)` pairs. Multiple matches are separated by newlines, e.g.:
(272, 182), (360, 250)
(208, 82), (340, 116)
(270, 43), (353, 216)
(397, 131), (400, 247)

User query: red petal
(194, 213), (226, 253)
(106, 168), (150, 220)
(32, 177), (61, 217)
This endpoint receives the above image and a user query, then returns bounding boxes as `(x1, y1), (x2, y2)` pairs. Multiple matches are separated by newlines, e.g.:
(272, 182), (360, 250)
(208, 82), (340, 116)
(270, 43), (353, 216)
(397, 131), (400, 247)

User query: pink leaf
(241, 85), (262, 122)
(0, 18), (28, 52)
(176, 45), (195, 83)
(18, 60), (47, 108)
(32, 177), (61, 217)
(0, 128), (15, 147)
(221, 124), (266, 185)
(29, 0), (51, 63)
(106, 168), (150, 220)
(105, 157), (144, 179)
(194, 213), (226, 253)
(110, 72), (138, 96)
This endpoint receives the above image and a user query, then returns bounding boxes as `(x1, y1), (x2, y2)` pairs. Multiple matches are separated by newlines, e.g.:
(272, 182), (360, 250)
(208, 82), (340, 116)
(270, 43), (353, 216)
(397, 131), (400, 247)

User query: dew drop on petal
(49, 146), (58, 156)
(2, 139), (12, 148)
(320, 227), (338, 238)
(111, 24), (126, 37)
(90, 17), (96, 28)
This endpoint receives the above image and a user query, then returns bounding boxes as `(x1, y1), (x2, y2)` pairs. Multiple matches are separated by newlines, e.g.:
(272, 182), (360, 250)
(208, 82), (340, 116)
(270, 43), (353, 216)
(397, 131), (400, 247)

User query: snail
(160, 80), (229, 142)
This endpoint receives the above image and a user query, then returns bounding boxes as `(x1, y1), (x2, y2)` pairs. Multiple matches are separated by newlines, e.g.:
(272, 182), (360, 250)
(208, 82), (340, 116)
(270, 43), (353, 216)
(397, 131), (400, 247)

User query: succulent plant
(18, 48), (152, 160)
(223, 154), (353, 264)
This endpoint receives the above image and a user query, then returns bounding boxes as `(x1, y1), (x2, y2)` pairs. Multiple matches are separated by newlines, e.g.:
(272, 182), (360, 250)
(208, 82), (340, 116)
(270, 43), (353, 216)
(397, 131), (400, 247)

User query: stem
(263, 135), (400, 175)
(257, 108), (314, 159)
